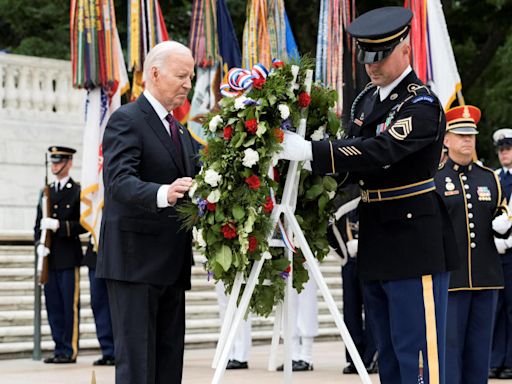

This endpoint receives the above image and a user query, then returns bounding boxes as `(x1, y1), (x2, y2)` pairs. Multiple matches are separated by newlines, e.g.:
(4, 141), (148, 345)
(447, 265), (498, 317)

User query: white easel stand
(211, 69), (372, 384)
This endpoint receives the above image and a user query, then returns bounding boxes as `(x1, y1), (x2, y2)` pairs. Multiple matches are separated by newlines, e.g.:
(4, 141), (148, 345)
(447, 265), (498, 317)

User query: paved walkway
(0, 341), (503, 383)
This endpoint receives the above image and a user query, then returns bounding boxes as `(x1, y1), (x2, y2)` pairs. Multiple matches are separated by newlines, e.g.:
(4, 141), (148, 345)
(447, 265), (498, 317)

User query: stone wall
(0, 53), (87, 231)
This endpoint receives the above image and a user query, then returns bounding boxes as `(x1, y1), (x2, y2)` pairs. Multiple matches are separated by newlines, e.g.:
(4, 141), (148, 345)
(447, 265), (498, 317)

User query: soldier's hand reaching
(40, 218), (60, 231)
(276, 131), (313, 161)
(167, 177), (194, 206)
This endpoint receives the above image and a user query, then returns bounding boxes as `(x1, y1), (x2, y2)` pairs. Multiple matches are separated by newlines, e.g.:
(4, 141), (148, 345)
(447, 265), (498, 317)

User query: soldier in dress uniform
(490, 128), (512, 379)
(327, 185), (377, 375)
(435, 106), (511, 383)
(83, 239), (115, 366)
(278, 6), (459, 383)
(34, 146), (85, 363)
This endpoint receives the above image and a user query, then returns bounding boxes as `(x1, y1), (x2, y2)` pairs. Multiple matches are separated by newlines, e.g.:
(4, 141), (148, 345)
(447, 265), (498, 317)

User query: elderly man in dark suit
(97, 41), (197, 384)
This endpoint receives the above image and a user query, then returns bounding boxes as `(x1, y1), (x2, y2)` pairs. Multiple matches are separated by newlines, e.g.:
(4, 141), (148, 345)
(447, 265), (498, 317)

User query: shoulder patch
(388, 117), (413, 141)
(412, 95), (434, 104)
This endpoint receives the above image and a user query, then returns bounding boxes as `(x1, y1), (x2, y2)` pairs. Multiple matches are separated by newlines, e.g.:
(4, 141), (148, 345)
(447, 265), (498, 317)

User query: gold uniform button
(359, 180), (364, 186)
(66, 204), (70, 208)
(406, 213), (413, 219)
(468, 203), (473, 209)
(468, 213), (473, 219)
(464, 184), (469, 189)
(469, 223), (475, 229)
(466, 194), (472, 199)
(470, 232), (475, 238)
(462, 176), (468, 181)
(470, 242), (476, 249)
(52, 213), (57, 218)
(53, 204), (58, 209)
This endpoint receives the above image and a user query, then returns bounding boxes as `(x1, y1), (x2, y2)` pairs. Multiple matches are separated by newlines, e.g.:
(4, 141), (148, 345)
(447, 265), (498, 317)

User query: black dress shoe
(276, 360), (299, 371)
(489, 367), (501, 379)
(53, 355), (76, 364)
(293, 360), (313, 371)
(226, 360), (248, 369)
(499, 367), (512, 379)
(43, 356), (59, 364)
(93, 355), (115, 366)
(366, 361), (378, 374)
(343, 363), (358, 374)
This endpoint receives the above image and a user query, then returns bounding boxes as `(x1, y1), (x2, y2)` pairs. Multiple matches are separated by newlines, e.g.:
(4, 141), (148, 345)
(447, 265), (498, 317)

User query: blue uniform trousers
(44, 267), (80, 359)
(364, 272), (449, 384)
(342, 258), (376, 365)
(89, 269), (115, 357)
(491, 253), (512, 369)
(446, 290), (498, 384)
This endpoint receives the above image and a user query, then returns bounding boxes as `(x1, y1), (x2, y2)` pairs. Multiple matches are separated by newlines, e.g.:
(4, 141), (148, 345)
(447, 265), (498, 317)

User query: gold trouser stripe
(422, 275), (439, 384)
(329, 141), (336, 174)
(71, 267), (80, 359)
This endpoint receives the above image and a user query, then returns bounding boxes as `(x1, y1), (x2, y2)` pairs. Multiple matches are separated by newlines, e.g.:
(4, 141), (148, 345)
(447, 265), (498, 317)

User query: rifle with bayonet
(38, 154), (51, 285)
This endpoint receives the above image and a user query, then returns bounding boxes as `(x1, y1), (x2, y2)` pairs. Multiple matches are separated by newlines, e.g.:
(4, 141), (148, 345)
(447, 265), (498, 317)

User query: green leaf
(232, 205), (245, 221)
(214, 208), (225, 222)
(323, 176), (338, 192)
(305, 184), (324, 200)
(233, 132), (248, 148)
(207, 213), (215, 225)
(243, 137), (256, 147)
(318, 194), (328, 213)
(268, 94), (277, 105)
(227, 117), (238, 125)
(216, 245), (233, 272)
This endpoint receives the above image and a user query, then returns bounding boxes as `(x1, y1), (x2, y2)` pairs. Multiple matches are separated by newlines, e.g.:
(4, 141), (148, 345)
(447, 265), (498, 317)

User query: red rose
(263, 196), (274, 213)
(245, 175), (261, 190)
(223, 125), (233, 141)
(245, 118), (258, 134)
(253, 78), (266, 89)
(207, 202), (216, 212)
(274, 128), (284, 143)
(298, 92), (311, 108)
(284, 265), (291, 273)
(272, 61), (284, 68)
(248, 236), (258, 253)
(221, 222), (237, 239)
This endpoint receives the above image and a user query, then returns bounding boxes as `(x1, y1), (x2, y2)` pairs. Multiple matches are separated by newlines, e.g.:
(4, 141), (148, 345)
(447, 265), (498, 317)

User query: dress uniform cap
(347, 7), (413, 64)
(445, 105), (481, 135)
(48, 146), (76, 163)
(493, 128), (512, 148)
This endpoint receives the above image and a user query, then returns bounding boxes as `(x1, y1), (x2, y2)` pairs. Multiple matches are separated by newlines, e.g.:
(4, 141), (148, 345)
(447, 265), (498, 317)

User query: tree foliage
(0, 0), (511, 162)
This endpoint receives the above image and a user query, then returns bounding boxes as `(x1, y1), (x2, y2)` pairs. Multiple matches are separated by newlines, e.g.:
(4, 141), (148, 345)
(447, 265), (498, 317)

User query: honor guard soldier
(83, 239), (115, 366)
(34, 146), (85, 363)
(277, 6), (459, 383)
(435, 106), (511, 383)
(327, 185), (377, 375)
(490, 128), (512, 379)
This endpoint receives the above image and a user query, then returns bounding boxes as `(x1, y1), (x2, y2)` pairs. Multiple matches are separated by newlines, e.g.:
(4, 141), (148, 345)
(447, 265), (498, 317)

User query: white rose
(204, 169), (222, 187)
(242, 148), (260, 168)
(310, 126), (325, 141)
(234, 95), (248, 110)
(209, 115), (223, 133)
(188, 180), (198, 199)
(207, 189), (221, 203)
(278, 104), (290, 120)
(193, 227), (206, 248)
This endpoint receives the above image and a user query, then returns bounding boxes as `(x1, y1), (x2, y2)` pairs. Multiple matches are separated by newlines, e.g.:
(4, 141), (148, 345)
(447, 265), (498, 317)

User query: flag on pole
(76, 3), (129, 250)
(405, 0), (462, 110)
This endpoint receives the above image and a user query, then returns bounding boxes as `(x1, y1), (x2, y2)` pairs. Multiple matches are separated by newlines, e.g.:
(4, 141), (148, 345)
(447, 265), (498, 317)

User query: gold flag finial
(91, 370), (96, 384)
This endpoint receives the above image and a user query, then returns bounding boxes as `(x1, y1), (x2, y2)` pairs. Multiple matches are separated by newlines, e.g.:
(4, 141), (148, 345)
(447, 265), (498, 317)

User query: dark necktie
(165, 114), (183, 166)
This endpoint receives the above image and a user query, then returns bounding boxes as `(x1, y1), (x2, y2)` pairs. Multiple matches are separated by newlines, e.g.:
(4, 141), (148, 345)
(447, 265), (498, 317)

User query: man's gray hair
(143, 41), (193, 84)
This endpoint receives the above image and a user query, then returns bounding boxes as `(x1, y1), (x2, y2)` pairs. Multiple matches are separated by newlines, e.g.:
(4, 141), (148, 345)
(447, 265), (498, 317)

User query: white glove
(40, 218), (60, 231)
(492, 213), (512, 235)
(495, 237), (512, 254)
(36, 244), (50, 259)
(276, 131), (313, 161)
(347, 239), (358, 257)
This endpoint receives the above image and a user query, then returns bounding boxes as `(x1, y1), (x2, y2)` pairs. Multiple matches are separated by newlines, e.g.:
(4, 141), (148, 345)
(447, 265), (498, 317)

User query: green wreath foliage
(179, 58), (341, 317)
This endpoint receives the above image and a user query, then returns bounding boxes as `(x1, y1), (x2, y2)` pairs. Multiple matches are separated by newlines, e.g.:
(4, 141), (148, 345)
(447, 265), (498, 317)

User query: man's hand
(493, 213), (512, 235)
(167, 177), (194, 206)
(36, 244), (50, 259)
(40, 218), (60, 231)
(276, 131), (313, 161)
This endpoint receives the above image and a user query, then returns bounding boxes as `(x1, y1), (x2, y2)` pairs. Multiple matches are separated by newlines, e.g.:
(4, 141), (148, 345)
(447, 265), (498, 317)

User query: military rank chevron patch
(388, 117), (413, 141)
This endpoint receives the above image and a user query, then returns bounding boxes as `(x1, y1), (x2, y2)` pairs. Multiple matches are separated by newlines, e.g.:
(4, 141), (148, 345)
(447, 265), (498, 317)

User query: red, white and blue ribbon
(220, 63), (269, 97)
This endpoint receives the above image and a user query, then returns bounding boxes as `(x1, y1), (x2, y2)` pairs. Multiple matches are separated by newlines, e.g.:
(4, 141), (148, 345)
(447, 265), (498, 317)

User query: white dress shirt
(143, 90), (175, 208)
(378, 65), (412, 101)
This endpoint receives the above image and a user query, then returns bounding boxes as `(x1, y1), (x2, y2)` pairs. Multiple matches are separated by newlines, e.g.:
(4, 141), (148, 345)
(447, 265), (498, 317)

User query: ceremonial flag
(405, 0), (462, 110)
(80, 30), (129, 250)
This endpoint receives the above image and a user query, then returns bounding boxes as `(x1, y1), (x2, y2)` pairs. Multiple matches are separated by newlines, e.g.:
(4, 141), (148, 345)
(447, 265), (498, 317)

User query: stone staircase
(0, 243), (344, 359)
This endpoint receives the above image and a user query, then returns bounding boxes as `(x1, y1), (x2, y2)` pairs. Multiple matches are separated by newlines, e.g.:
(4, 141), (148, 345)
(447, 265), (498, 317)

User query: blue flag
(217, 0), (242, 75)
